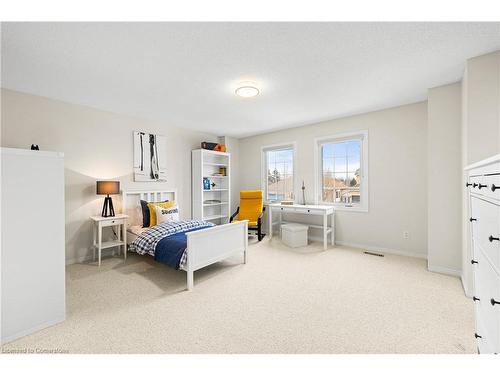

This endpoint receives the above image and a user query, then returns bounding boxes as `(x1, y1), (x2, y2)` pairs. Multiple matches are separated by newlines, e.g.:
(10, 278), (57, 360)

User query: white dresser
(466, 154), (500, 354)
(1, 148), (66, 344)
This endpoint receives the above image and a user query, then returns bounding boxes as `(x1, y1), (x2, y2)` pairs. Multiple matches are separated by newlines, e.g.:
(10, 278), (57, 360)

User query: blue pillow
(140, 199), (168, 227)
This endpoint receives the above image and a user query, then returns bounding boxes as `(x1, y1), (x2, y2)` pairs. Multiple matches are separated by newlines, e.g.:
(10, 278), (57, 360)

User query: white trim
(332, 239), (427, 259)
(261, 141), (298, 204)
(199, 148), (230, 157)
(0, 147), (64, 158)
(66, 253), (93, 265)
(313, 130), (369, 212)
(427, 265), (462, 277)
(66, 249), (121, 265)
(328, 205), (369, 213)
(464, 153), (500, 170)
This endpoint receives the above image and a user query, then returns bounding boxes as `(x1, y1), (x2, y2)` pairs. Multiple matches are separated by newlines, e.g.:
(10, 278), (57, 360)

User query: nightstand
(90, 214), (128, 266)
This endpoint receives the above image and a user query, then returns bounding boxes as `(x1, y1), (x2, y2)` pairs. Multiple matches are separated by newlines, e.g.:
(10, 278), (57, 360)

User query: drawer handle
(473, 183), (478, 188)
(307, 209), (310, 212)
(475, 333), (482, 339)
(492, 184), (499, 192)
(466, 182), (473, 187)
(473, 296), (480, 302)
(471, 259), (478, 265)
(469, 217), (477, 222)
(478, 183), (487, 189)
(489, 235), (499, 242)
(491, 299), (500, 306)
(280, 207), (283, 211)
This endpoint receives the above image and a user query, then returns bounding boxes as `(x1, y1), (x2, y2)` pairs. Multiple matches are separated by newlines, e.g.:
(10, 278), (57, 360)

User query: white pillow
(155, 205), (180, 224)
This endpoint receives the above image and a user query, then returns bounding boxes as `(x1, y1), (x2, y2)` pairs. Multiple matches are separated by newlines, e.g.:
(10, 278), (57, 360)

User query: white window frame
(261, 142), (298, 204)
(314, 130), (369, 212)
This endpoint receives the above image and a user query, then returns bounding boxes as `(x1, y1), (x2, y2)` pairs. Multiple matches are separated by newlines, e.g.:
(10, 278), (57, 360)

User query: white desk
(267, 203), (335, 250)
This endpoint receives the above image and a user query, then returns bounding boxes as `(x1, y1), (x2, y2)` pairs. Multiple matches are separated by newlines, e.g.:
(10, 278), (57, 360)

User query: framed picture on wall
(133, 131), (167, 181)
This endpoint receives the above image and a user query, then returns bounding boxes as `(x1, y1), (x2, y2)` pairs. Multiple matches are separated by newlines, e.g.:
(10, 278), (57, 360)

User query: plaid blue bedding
(128, 220), (215, 259)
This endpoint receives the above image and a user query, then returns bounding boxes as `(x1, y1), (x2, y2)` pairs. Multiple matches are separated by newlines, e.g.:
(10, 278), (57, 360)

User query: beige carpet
(2, 238), (476, 354)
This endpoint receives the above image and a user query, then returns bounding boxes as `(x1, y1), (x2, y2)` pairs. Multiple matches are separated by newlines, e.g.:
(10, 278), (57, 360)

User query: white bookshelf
(192, 149), (231, 224)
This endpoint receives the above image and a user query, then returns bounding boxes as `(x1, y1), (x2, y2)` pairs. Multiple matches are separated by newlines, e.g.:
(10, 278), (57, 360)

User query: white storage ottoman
(281, 223), (308, 247)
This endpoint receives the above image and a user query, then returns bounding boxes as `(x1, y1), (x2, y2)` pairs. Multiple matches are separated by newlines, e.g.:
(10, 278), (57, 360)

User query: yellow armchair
(230, 190), (265, 241)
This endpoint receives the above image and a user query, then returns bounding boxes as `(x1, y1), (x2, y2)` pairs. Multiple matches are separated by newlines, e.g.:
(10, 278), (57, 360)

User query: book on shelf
(280, 200), (294, 205)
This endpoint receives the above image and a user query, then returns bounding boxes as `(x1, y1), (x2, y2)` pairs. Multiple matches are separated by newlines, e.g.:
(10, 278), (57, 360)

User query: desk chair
(230, 190), (265, 241)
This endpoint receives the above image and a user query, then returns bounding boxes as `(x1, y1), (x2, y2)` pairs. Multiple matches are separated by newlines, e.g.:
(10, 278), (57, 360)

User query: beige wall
(461, 70), (471, 295)
(427, 82), (462, 275)
(1, 89), (218, 264)
(239, 102), (428, 258)
(464, 51), (500, 164)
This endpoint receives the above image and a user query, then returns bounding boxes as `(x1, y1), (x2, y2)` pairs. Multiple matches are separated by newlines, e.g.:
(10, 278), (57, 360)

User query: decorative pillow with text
(155, 205), (180, 224)
(140, 199), (169, 227)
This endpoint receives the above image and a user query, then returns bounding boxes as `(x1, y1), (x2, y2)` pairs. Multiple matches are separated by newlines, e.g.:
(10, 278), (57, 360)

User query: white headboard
(122, 189), (177, 227)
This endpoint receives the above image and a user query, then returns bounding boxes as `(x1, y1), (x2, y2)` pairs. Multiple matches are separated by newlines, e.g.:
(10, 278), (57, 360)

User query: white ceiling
(2, 22), (500, 138)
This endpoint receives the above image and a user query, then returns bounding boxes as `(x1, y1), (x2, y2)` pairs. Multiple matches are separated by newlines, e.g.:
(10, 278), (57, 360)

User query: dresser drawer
(469, 175), (484, 192)
(468, 174), (490, 194)
(468, 161), (500, 201)
(476, 313), (496, 354)
(471, 197), (500, 273)
(276, 206), (293, 213)
(293, 207), (323, 215)
(483, 173), (500, 202)
(473, 247), (500, 354)
(100, 218), (125, 227)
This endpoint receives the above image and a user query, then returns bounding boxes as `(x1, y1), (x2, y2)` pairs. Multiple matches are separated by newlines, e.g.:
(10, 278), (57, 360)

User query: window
(262, 144), (295, 202)
(315, 131), (368, 211)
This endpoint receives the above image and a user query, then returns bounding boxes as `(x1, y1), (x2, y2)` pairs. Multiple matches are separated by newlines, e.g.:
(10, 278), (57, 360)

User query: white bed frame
(122, 190), (248, 290)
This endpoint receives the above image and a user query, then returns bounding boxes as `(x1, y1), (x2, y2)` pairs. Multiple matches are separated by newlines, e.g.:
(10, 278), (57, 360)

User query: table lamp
(96, 181), (120, 217)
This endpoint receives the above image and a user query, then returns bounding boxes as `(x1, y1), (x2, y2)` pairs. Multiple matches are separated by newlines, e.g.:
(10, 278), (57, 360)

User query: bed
(122, 189), (248, 290)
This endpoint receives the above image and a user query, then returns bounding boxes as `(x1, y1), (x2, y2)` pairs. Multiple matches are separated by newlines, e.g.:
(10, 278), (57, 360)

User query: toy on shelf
(201, 142), (226, 153)
(203, 178), (211, 190)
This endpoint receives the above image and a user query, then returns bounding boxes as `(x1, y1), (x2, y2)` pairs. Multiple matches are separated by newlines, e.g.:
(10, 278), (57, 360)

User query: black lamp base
(101, 195), (115, 217)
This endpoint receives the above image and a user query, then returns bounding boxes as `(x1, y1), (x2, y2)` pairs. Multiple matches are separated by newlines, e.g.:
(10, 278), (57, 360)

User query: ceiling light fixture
(235, 83), (259, 98)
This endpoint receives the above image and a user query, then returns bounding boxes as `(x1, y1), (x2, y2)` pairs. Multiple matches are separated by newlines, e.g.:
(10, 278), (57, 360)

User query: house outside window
(262, 143), (296, 203)
(315, 131), (368, 211)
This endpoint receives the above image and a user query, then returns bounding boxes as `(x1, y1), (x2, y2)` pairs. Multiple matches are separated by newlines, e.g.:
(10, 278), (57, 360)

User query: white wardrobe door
(1, 151), (65, 343)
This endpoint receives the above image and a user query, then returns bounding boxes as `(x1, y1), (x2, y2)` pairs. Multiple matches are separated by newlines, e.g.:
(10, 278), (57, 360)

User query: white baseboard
(427, 264), (462, 277)
(326, 238), (427, 260)
(66, 249), (119, 265)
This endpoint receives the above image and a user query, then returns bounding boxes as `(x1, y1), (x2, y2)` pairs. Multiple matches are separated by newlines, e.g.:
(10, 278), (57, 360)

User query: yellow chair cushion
(148, 201), (175, 226)
(233, 219), (258, 227)
(240, 190), (263, 199)
(237, 190), (263, 224)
